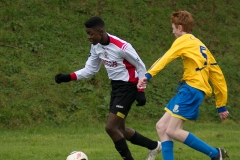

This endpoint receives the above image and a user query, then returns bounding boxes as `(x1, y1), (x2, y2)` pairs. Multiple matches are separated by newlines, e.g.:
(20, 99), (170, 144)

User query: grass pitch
(0, 121), (239, 160)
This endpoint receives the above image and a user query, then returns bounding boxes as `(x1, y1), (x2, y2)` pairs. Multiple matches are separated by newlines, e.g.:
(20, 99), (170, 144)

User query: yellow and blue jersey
(146, 34), (227, 108)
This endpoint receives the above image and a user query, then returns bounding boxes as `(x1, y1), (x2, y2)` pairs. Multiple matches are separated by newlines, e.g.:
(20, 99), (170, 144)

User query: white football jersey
(74, 34), (146, 84)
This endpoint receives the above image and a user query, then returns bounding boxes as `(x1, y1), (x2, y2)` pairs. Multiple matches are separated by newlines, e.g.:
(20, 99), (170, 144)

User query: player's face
(172, 23), (182, 38)
(85, 28), (103, 45)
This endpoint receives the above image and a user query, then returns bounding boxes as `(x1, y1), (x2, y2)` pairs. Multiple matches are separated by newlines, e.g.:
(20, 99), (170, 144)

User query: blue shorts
(165, 82), (205, 121)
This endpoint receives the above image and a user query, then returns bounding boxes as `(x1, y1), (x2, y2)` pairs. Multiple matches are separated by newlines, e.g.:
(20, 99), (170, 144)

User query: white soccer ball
(66, 151), (88, 160)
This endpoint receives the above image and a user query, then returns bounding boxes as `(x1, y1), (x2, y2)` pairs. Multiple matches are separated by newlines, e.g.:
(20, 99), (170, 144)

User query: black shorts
(109, 80), (137, 118)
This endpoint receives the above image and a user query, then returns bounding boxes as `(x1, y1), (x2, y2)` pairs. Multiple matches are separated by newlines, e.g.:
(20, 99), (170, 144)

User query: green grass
(0, 121), (239, 160)
(1, 1), (240, 159)
(0, 0), (240, 129)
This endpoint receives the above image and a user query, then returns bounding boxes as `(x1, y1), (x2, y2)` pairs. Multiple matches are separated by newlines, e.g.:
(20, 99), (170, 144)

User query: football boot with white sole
(146, 141), (161, 160)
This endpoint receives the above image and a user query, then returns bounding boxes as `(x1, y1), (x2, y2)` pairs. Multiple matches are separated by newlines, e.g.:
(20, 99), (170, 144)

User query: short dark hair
(84, 16), (105, 28)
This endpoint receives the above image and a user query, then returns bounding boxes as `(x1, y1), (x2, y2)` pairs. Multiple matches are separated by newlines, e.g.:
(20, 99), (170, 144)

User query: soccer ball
(66, 151), (88, 160)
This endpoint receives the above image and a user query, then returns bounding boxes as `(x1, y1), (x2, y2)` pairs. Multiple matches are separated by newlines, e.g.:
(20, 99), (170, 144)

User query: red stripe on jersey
(123, 59), (138, 84)
(109, 36), (127, 50)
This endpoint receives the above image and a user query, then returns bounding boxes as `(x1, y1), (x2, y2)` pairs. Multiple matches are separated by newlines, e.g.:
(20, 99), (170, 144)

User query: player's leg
(117, 118), (134, 140)
(167, 116), (221, 159)
(156, 112), (172, 141)
(118, 119), (160, 153)
(117, 116), (161, 160)
(166, 82), (224, 159)
(105, 80), (137, 160)
(105, 112), (125, 141)
(156, 112), (174, 160)
(165, 116), (188, 142)
(105, 113), (133, 160)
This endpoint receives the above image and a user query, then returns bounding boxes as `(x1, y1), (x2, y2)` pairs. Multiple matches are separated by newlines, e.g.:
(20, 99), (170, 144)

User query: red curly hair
(171, 11), (194, 33)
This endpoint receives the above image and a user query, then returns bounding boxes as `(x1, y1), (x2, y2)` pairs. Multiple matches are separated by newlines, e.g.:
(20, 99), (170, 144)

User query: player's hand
(137, 77), (148, 89)
(55, 74), (71, 84)
(136, 92), (146, 106)
(219, 110), (229, 120)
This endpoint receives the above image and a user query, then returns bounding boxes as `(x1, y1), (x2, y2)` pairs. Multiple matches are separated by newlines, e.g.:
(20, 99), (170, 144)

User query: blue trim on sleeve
(217, 106), (227, 113)
(145, 73), (152, 81)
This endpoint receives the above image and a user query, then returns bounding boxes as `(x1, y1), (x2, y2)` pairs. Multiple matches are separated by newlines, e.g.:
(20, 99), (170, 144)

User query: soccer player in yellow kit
(137, 11), (229, 160)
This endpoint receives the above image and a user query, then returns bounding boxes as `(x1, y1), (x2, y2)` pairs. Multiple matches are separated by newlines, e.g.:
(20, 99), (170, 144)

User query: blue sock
(183, 133), (218, 158)
(161, 141), (174, 160)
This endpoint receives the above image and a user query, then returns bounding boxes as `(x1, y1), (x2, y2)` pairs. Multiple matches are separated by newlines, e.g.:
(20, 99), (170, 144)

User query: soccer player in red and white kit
(55, 16), (161, 160)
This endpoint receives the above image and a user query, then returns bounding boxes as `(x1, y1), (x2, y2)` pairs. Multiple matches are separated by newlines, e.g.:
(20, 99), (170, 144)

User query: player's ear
(99, 28), (104, 35)
(178, 25), (183, 32)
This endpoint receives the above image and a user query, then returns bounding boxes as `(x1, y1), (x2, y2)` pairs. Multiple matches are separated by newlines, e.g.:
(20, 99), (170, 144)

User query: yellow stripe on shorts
(117, 112), (125, 119)
(164, 107), (187, 121)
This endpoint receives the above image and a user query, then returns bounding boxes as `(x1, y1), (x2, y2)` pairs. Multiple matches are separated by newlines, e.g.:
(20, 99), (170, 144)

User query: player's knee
(156, 121), (167, 134)
(165, 128), (174, 137)
(165, 128), (179, 139)
(105, 124), (114, 135)
(119, 128), (125, 135)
